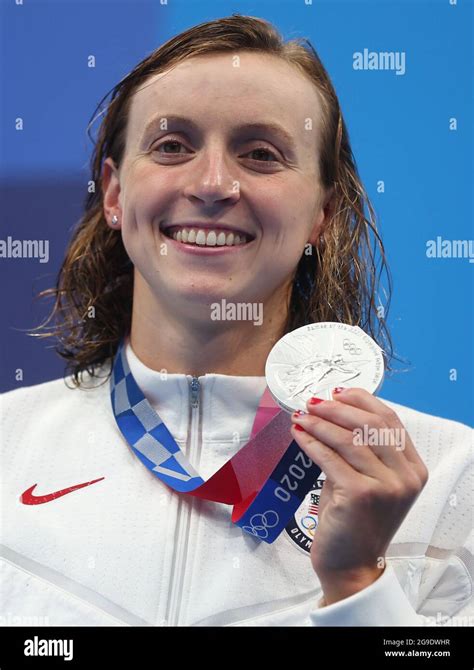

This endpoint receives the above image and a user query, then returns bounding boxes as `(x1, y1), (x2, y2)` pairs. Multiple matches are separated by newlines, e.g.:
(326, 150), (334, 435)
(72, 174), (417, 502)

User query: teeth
(195, 230), (207, 245)
(169, 227), (249, 247)
(206, 231), (217, 246)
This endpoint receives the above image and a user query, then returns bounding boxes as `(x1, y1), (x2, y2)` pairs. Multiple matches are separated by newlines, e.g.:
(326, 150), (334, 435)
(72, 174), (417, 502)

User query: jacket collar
(124, 337), (268, 445)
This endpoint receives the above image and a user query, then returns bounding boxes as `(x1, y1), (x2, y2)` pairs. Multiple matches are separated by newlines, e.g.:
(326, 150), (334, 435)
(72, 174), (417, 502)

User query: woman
(1, 15), (472, 627)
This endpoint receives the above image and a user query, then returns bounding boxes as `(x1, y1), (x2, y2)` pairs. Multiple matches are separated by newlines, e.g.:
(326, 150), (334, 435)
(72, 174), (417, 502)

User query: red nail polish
(333, 387), (345, 394)
(293, 424), (305, 432)
(309, 397), (324, 405)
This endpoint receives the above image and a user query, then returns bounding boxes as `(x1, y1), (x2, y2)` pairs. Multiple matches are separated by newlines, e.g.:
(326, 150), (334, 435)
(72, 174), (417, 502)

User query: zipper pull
(189, 376), (200, 408)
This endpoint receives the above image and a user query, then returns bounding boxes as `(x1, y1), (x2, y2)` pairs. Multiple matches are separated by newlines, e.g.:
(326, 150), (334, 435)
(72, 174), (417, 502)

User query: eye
(151, 139), (280, 163)
(245, 147), (280, 163)
(153, 139), (189, 155)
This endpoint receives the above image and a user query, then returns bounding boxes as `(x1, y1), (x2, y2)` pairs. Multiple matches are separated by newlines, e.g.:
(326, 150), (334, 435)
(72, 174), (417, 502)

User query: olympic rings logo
(300, 515), (318, 537)
(343, 338), (361, 356)
(242, 510), (280, 539)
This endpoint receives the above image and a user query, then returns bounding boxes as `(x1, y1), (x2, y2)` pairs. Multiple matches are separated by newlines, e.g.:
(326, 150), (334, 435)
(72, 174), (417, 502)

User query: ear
(308, 185), (335, 247)
(102, 157), (123, 230)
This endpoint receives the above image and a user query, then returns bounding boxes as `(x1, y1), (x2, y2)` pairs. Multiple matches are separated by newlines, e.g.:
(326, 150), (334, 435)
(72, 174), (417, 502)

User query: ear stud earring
(111, 214), (119, 226)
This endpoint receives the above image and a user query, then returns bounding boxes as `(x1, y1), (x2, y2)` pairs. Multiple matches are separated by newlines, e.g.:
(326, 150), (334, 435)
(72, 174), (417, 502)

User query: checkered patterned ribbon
(111, 339), (321, 543)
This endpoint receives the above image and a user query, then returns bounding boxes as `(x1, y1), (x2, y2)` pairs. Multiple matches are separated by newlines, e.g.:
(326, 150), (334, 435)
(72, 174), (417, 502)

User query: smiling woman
(27, 13), (394, 382)
(1, 14), (472, 632)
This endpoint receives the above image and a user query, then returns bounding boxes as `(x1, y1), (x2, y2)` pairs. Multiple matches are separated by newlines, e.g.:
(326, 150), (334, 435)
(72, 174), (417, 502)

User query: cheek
(119, 177), (163, 260)
(254, 184), (312, 239)
(264, 212), (308, 258)
(122, 164), (170, 220)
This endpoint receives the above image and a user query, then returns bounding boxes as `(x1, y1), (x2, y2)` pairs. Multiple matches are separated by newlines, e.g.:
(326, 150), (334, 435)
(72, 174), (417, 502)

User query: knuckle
(303, 417), (319, 437)
(371, 416), (389, 431)
(345, 435), (357, 450)
(381, 477), (406, 500)
(418, 463), (429, 487)
(381, 407), (399, 424)
(311, 440), (337, 464)
(403, 471), (424, 496)
(353, 482), (378, 506)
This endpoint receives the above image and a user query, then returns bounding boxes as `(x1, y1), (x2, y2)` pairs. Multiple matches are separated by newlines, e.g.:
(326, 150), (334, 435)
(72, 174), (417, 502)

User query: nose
(182, 143), (240, 207)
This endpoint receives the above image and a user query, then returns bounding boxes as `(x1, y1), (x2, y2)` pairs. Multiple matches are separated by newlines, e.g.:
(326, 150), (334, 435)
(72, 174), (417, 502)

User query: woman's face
(103, 51), (332, 318)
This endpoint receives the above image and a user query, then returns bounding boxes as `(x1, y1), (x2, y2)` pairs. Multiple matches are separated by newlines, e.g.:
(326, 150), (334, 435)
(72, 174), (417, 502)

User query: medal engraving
(265, 323), (384, 412)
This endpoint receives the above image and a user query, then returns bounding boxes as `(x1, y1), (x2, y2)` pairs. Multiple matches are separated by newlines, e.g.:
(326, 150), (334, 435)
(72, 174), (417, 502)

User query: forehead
(126, 51), (324, 152)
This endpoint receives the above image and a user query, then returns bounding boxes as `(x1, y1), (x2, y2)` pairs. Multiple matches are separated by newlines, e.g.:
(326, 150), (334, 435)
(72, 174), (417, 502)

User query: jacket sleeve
(308, 549), (473, 627)
(308, 449), (474, 627)
(308, 562), (423, 626)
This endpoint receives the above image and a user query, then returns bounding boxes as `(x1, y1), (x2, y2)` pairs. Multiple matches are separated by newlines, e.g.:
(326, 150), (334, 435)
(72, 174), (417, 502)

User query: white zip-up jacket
(1, 339), (473, 627)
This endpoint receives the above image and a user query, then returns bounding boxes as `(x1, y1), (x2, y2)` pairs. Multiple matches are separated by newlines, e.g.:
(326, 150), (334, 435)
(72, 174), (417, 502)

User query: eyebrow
(140, 114), (297, 152)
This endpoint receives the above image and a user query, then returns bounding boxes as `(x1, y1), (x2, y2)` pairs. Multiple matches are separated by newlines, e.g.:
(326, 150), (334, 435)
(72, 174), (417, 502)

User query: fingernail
(293, 424), (305, 432)
(292, 410), (307, 417)
(333, 387), (345, 394)
(308, 397), (324, 405)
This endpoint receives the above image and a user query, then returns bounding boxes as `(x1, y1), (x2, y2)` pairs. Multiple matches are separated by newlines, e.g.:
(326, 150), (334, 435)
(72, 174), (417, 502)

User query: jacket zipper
(165, 375), (201, 626)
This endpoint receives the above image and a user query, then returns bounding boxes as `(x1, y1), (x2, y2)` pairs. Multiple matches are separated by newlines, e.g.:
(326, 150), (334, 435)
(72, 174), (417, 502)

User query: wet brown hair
(29, 14), (398, 387)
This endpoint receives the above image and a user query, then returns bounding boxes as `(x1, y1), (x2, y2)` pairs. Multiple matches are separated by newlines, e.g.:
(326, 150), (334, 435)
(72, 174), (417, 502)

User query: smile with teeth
(165, 227), (251, 247)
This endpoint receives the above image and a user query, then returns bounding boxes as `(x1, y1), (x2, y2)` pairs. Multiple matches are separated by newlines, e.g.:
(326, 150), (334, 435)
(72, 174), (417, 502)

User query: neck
(129, 274), (291, 377)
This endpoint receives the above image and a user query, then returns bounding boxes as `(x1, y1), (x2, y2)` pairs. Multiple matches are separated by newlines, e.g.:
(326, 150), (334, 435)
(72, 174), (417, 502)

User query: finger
(304, 399), (409, 470)
(290, 424), (361, 487)
(329, 388), (426, 469)
(292, 414), (387, 478)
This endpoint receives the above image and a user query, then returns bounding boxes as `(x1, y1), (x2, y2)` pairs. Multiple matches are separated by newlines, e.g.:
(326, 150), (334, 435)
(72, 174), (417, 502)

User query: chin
(163, 282), (235, 304)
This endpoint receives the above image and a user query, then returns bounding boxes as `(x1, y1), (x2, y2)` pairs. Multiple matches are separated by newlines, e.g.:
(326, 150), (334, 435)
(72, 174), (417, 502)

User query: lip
(162, 230), (256, 255)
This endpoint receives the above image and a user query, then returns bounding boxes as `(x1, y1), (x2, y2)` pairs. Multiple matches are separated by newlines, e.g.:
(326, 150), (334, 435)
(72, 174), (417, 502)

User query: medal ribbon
(110, 339), (321, 543)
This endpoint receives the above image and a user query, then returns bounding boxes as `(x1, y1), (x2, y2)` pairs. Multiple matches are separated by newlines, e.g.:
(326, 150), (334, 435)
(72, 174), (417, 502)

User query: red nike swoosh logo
(20, 477), (105, 505)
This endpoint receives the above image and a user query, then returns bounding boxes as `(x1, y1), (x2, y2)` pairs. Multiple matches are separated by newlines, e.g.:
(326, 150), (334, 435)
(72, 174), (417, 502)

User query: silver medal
(265, 322), (385, 413)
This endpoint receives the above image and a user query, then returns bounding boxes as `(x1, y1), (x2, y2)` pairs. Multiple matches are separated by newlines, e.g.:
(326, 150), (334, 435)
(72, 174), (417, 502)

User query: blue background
(1, 0), (472, 426)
